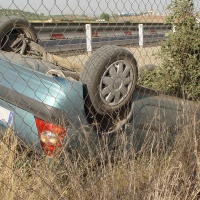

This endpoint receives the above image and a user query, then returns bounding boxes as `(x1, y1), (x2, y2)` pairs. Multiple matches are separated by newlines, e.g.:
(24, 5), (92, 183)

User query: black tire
(80, 45), (138, 116)
(0, 16), (37, 53)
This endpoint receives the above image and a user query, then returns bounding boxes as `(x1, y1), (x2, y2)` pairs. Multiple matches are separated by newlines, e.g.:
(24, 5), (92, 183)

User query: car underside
(0, 16), (199, 158)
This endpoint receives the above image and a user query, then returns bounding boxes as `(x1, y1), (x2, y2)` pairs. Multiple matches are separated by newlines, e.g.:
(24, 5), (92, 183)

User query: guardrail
(34, 22), (171, 52)
(32, 22), (171, 40)
(31, 22), (171, 33)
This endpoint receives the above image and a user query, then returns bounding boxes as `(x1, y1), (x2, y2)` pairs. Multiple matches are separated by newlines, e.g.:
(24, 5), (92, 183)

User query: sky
(0, 0), (199, 17)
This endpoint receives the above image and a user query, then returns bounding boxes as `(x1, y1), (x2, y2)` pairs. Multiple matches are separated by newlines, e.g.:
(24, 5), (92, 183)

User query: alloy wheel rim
(100, 60), (134, 106)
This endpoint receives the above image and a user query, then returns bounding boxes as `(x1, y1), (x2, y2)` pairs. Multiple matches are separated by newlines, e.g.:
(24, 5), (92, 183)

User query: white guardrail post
(139, 24), (144, 47)
(85, 24), (92, 54)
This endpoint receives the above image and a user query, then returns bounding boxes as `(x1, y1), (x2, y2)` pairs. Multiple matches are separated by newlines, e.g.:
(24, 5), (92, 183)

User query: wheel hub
(113, 77), (122, 89)
(3, 32), (29, 54)
(100, 60), (134, 106)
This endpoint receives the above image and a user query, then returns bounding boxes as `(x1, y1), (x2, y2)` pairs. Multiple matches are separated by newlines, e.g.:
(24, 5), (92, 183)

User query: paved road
(37, 29), (167, 40)
(39, 34), (165, 52)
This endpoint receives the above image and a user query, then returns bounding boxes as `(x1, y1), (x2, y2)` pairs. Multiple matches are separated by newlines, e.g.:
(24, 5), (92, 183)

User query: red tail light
(35, 117), (67, 156)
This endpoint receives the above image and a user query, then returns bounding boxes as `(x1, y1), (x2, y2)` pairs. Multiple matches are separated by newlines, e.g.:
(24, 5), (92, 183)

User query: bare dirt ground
(127, 45), (161, 68)
(61, 45), (161, 72)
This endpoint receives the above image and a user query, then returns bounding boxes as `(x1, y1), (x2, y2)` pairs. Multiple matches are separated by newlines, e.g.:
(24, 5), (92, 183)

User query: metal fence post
(138, 24), (144, 47)
(85, 24), (92, 54)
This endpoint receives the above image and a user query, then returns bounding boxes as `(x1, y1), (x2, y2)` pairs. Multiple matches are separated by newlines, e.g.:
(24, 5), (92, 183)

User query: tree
(139, 0), (200, 100)
(99, 13), (110, 21)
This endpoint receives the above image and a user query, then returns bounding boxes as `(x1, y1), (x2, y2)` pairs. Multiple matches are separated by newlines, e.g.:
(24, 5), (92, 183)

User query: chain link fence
(0, 0), (199, 199)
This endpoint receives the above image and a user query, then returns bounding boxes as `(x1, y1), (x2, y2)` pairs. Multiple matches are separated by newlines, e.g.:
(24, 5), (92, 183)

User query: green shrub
(139, 0), (200, 101)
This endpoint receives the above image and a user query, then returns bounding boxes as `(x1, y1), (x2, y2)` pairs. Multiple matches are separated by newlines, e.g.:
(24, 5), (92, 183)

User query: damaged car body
(0, 16), (199, 157)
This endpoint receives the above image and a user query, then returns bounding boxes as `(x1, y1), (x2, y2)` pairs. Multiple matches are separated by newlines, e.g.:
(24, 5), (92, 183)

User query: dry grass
(59, 46), (161, 72)
(0, 111), (199, 200)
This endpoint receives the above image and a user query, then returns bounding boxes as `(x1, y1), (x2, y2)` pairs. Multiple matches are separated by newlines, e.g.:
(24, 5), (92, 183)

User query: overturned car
(0, 16), (199, 157)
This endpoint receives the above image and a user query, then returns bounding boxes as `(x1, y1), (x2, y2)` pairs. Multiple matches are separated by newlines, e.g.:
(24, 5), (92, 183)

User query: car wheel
(0, 16), (37, 54)
(80, 45), (137, 132)
(81, 45), (138, 115)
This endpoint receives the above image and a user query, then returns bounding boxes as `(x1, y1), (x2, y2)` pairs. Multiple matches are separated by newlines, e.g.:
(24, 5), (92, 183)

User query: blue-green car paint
(0, 54), (199, 156)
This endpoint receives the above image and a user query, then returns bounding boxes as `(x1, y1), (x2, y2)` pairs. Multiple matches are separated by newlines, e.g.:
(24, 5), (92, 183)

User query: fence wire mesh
(0, 0), (199, 199)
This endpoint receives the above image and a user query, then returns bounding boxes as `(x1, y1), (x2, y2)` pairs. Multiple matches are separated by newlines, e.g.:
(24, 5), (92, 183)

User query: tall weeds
(0, 112), (199, 200)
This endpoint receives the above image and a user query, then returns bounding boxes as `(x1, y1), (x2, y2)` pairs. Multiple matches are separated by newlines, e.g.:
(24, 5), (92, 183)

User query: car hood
(0, 56), (85, 127)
